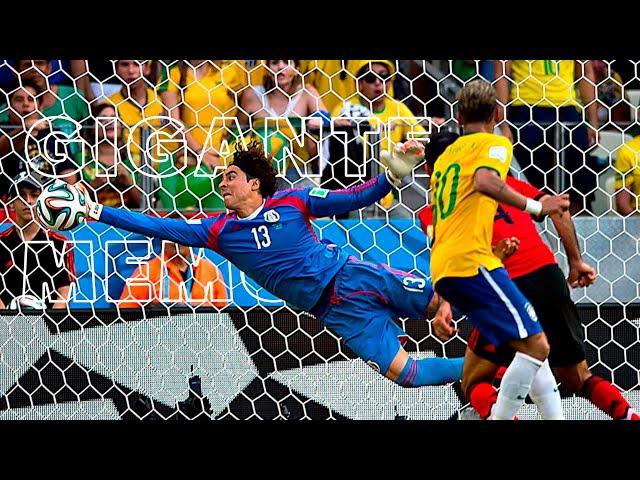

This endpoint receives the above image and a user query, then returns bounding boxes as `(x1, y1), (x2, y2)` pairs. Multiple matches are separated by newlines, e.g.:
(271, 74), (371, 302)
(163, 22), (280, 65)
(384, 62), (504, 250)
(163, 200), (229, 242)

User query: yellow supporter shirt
(107, 88), (167, 162)
(430, 132), (513, 286)
(509, 60), (579, 108)
(160, 61), (248, 156)
(330, 97), (427, 153)
(614, 135), (640, 210)
(300, 60), (395, 114)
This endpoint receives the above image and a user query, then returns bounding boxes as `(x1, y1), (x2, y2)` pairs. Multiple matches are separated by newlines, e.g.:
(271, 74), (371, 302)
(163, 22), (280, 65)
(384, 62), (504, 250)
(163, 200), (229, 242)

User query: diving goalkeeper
(77, 140), (463, 387)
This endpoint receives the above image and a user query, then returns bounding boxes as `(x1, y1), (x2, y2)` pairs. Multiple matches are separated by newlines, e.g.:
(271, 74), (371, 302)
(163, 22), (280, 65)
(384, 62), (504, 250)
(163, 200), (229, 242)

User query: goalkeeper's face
(219, 166), (262, 211)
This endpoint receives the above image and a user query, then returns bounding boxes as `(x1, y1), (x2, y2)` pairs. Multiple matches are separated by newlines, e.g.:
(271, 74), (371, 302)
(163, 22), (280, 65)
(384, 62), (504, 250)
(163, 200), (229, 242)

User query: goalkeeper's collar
(237, 200), (266, 221)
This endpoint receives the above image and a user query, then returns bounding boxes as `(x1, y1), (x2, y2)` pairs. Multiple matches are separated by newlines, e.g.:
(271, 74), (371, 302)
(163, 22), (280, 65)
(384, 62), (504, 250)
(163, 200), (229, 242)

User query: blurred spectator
(406, 61), (449, 123)
(452, 60), (494, 83)
(0, 60), (90, 158)
(613, 134), (640, 216)
(73, 103), (142, 208)
(592, 60), (630, 127)
(54, 159), (81, 185)
(494, 60), (599, 215)
(0, 80), (71, 204)
(329, 60), (427, 213)
(242, 59), (264, 85)
(453, 60), (477, 82)
(298, 60), (396, 116)
(611, 60), (640, 90)
(239, 59), (329, 185)
(157, 60), (250, 211)
(0, 60), (94, 101)
(67, 60), (96, 103)
(106, 60), (167, 159)
(331, 60), (427, 154)
(0, 172), (75, 310)
(158, 60), (248, 169)
(83, 60), (128, 101)
(118, 241), (227, 308)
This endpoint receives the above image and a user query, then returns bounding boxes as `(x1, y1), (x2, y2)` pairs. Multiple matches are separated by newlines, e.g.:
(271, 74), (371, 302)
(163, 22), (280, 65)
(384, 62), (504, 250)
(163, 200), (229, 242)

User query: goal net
(0, 59), (638, 419)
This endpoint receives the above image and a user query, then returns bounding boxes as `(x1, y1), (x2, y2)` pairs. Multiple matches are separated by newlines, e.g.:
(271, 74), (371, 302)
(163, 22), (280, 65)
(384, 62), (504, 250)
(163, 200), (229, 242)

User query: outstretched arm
(98, 206), (216, 248)
(307, 140), (425, 217)
(306, 173), (394, 218)
(77, 184), (218, 248)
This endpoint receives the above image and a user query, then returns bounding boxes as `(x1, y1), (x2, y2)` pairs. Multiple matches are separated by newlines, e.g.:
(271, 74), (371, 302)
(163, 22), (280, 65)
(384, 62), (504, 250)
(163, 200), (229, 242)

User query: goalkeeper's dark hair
(456, 79), (497, 124)
(425, 131), (459, 167)
(231, 140), (278, 198)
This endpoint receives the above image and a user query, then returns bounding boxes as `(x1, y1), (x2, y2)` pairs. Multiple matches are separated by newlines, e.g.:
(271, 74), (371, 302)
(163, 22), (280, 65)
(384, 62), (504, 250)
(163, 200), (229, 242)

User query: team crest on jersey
(525, 302), (538, 322)
(489, 145), (507, 163)
(264, 210), (280, 223)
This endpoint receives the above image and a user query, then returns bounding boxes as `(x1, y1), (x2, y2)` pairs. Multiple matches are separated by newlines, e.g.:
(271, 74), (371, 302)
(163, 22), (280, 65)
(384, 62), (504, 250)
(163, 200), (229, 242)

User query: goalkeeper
(77, 140), (463, 387)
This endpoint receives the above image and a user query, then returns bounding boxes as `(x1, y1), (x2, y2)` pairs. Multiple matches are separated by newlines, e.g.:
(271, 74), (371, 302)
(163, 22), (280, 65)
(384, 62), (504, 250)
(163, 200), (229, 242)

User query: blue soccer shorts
(435, 266), (542, 346)
(312, 257), (434, 375)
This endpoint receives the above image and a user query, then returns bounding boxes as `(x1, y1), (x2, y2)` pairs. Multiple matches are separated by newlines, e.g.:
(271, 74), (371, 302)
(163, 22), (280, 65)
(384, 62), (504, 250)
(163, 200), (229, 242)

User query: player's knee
(554, 363), (591, 393)
(520, 333), (550, 361)
(538, 340), (551, 359)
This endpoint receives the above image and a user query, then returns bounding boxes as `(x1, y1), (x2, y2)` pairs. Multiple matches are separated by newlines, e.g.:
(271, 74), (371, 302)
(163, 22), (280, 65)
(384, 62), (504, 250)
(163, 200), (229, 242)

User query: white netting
(0, 59), (638, 420)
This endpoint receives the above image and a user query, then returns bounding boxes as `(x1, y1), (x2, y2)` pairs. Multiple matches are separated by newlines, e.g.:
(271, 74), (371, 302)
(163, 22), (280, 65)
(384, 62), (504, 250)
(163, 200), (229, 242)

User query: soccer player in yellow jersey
(430, 80), (570, 420)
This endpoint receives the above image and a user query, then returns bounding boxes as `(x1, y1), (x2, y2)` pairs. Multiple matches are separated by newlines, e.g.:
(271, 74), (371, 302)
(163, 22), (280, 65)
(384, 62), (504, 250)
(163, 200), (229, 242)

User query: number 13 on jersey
(252, 225), (272, 249)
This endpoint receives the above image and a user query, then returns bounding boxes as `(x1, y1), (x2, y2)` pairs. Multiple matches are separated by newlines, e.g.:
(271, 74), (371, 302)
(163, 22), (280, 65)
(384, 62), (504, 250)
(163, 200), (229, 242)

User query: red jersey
(419, 176), (556, 279)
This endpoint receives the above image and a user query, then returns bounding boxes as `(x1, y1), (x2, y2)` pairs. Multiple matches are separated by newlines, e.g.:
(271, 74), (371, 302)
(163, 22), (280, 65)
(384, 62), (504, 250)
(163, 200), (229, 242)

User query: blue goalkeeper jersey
(99, 174), (393, 311)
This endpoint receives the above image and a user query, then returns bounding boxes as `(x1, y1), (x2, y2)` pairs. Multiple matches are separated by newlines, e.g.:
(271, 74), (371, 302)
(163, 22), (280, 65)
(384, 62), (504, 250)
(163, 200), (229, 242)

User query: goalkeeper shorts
(312, 256), (433, 375)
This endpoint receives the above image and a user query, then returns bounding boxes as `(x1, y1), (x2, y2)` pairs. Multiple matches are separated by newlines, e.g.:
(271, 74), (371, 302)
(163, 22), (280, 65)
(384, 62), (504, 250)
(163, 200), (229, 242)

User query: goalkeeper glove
(75, 183), (103, 220)
(380, 140), (425, 187)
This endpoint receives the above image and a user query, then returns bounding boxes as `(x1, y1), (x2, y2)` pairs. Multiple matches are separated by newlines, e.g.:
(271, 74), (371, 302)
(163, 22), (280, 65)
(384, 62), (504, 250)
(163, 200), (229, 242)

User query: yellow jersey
(330, 97), (427, 153)
(107, 88), (166, 160)
(614, 135), (640, 210)
(509, 60), (579, 108)
(160, 61), (246, 153)
(430, 132), (513, 286)
(300, 60), (395, 114)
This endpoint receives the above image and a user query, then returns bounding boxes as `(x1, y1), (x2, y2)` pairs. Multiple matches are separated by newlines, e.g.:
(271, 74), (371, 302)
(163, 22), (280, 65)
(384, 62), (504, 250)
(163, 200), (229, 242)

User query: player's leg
(370, 260), (465, 385)
(482, 267), (560, 419)
(463, 348), (501, 420)
(461, 327), (508, 419)
(318, 258), (463, 386)
(341, 307), (464, 387)
(573, 367), (640, 420)
(383, 341), (464, 387)
(516, 264), (638, 419)
(553, 359), (639, 420)
(436, 266), (559, 420)
(464, 325), (564, 419)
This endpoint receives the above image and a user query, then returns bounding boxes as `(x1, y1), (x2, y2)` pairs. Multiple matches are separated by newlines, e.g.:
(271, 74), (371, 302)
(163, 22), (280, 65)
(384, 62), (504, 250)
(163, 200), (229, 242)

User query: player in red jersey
(420, 131), (639, 420)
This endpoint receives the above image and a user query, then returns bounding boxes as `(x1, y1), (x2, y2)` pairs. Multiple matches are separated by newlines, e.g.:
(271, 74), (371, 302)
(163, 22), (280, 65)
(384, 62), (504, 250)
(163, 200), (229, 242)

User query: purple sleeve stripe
(331, 176), (379, 195)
